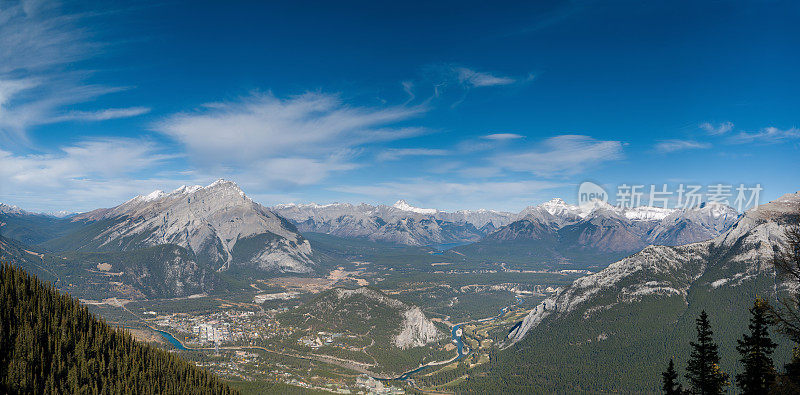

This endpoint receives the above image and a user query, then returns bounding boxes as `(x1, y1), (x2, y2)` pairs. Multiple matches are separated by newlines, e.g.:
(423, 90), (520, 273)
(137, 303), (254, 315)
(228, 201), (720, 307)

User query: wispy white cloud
(0, 1), (147, 143)
(455, 67), (515, 87)
(0, 79), (139, 141)
(491, 135), (624, 177)
(377, 148), (448, 161)
(155, 92), (427, 186)
(401, 80), (415, 104)
(412, 64), (531, 107)
(730, 126), (800, 144)
(0, 138), (174, 186)
(482, 133), (524, 140)
(0, 137), (184, 211)
(654, 139), (711, 153)
(0, 0), (92, 75)
(53, 106), (151, 122)
(700, 121), (734, 135)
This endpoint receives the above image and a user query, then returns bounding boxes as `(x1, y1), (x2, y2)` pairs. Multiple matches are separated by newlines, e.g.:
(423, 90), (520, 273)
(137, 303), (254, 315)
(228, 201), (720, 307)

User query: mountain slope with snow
(509, 193), (796, 342)
(461, 198), (739, 269)
(483, 192), (800, 393)
(57, 180), (314, 273)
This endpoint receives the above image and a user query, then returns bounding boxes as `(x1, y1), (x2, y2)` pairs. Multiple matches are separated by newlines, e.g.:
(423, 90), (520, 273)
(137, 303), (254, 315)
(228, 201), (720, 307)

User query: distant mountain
(273, 197), (737, 254)
(0, 204), (84, 245)
(54, 179), (314, 273)
(272, 200), (515, 246)
(645, 202), (740, 245)
(475, 192), (800, 393)
(0, 203), (75, 219)
(0, 203), (26, 216)
(0, 180), (317, 299)
(456, 198), (738, 269)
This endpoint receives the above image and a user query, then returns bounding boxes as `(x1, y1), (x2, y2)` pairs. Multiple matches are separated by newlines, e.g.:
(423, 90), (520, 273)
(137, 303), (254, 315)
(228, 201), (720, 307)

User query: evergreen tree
(736, 298), (777, 394)
(0, 263), (236, 394)
(662, 358), (683, 395)
(768, 224), (800, 388)
(685, 311), (729, 395)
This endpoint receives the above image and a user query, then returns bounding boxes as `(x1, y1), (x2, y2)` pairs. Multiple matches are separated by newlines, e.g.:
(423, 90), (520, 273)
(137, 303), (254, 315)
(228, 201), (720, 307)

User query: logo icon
(578, 181), (608, 208)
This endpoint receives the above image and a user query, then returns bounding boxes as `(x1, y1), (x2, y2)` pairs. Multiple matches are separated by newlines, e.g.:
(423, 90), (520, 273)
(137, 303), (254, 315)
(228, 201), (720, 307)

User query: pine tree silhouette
(736, 298), (777, 394)
(662, 358), (683, 395)
(685, 310), (729, 395)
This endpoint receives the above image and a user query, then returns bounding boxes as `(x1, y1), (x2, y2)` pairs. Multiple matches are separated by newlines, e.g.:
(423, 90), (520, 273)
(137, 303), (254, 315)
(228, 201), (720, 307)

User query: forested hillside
(0, 263), (235, 394)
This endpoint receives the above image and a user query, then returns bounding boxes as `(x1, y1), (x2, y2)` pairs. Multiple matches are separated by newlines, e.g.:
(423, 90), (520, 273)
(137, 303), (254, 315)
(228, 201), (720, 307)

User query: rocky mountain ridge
(272, 200), (514, 246)
(273, 197), (739, 249)
(509, 191), (800, 343)
(67, 179), (314, 273)
(483, 199), (739, 254)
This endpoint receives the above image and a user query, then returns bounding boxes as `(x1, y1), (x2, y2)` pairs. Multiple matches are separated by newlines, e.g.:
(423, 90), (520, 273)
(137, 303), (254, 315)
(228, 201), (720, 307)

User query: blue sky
(0, 0), (798, 213)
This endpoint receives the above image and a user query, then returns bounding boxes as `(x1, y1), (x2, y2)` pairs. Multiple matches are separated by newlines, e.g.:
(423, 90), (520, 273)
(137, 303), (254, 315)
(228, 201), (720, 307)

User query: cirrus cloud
(700, 121), (734, 136)
(0, 1), (150, 143)
(655, 139), (711, 153)
(482, 133), (525, 140)
(730, 126), (800, 144)
(155, 92), (429, 186)
(455, 67), (516, 87)
(492, 135), (624, 177)
(377, 148), (448, 161)
(0, 137), (184, 211)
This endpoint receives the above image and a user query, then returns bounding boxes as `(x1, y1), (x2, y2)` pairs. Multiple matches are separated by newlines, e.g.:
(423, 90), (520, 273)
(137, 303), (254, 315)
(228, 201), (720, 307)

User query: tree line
(0, 262), (236, 394)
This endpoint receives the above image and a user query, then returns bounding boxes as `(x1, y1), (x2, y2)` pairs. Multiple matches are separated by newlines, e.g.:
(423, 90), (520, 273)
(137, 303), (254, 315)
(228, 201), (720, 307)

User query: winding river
(385, 299), (520, 382)
(155, 329), (187, 350)
(153, 298), (519, 383)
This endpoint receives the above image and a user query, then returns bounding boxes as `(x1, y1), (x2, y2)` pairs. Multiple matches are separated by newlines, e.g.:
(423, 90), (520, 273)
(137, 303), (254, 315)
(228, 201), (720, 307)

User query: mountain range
(0, 181), (744, 299)
(456, 198), (740, 269)
(273, 198), (739, 254)
(271, 200), (515, 246)
(464, 191), (800, 392)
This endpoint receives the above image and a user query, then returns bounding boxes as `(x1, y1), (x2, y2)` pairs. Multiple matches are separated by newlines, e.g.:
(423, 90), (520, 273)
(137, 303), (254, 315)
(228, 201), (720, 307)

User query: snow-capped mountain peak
(0, 203), (26, 215)
(172, 184), (203, 195)
(392, 200), (438, 215)
(143, 190), (166, 201)
(540, 198), (580, 216)
(71, 179), (314, 273)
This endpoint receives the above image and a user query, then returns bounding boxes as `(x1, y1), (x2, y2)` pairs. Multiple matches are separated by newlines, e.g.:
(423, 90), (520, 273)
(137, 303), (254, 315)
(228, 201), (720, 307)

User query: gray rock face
(508, 192), (800, 343)
(73, 179), (314, 273)
(394, 306), (442, 349)
(272, 200), (515, 246)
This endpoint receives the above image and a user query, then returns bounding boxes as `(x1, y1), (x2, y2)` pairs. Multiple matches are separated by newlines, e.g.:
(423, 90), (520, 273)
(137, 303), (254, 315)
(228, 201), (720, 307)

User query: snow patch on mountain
(392, 200), (438, 215)
(622, 206), (674, 221)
